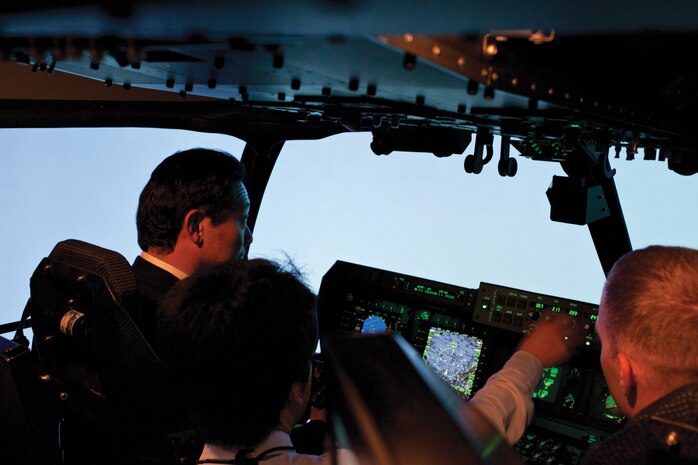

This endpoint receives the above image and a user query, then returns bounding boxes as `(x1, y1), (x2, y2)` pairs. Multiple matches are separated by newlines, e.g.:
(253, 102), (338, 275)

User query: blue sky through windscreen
(2, 128), (697, 334)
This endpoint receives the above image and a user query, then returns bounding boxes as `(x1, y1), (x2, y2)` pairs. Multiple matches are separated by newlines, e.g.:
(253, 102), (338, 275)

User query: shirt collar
(140, 251), (189, 280)
(199, 430), (294, 462)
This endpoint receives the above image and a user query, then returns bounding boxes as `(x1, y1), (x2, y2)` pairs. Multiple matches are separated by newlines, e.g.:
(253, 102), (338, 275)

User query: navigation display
(422, 327), (483, 399)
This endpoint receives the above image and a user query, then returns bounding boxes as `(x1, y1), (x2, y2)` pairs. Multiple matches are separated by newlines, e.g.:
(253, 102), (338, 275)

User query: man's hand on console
(517, 317), (585, 367)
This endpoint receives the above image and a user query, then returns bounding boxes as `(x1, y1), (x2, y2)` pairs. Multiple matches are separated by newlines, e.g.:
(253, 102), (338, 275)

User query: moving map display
(422, 327), (483, 399)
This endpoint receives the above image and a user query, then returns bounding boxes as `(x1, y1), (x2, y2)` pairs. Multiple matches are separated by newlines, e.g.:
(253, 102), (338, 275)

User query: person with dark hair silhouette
(133, 148), (252, 348)
(158, 259), (357, 465)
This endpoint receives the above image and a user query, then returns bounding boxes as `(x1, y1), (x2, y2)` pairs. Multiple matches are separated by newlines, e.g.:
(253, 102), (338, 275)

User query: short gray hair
(602, 245), (698, 383)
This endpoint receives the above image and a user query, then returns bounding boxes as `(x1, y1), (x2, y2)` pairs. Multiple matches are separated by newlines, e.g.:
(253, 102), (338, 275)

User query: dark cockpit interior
(1, 2), (697, 464)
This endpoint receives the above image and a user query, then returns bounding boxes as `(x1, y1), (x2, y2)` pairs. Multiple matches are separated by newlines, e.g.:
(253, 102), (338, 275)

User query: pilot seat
(5, 239), (200, 464)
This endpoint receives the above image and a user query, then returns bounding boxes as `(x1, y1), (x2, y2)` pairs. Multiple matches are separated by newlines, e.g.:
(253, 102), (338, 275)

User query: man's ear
(617, 351), (638, 407)
(184, 209), (206, 247)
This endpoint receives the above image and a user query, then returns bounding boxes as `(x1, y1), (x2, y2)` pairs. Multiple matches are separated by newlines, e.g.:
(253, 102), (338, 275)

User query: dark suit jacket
(132, 256), (180, 353)
(582, 383), (698, 465)
(130, 256), (197, 438)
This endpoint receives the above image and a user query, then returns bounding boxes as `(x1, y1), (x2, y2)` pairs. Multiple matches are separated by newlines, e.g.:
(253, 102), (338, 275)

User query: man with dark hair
(134, 148), (252, 346)
(158, 259), (354, 464)
(582, 245), (698, 465)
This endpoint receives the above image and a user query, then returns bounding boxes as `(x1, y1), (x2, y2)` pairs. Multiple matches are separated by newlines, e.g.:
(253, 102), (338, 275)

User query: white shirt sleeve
(467, 350), (543, 445)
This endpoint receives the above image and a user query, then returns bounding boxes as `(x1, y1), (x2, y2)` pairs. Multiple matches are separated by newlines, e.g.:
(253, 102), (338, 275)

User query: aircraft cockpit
(1, 2), (698, 464)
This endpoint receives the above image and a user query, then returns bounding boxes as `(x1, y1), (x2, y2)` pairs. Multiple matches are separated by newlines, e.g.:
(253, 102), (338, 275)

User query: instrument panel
(318, 260), (623, 465)
(473, 282), (599, 349)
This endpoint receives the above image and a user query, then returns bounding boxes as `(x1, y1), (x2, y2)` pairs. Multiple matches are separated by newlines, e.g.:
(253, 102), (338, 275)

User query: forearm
(467, 350), (543, 444)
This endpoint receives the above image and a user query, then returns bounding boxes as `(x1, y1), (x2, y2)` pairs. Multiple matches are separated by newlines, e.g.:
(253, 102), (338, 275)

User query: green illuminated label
(532, 367), (561, 404)
(551, 306), (562, 313)
(535, 303), (545, 309)
(412, 284), (457, 300)
(589, 314), (599, 321)
(568, 310), (579, 317)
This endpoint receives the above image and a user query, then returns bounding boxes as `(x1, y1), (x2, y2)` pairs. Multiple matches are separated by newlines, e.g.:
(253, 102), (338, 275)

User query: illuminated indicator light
(530, 83), (537, 91)
(602, 393), (625, 422)
(404, 33), (414, 43)
(605, 395), (618, 410)
(432, 45), (441, 56)
(511, 78), (519, 86)
(457, 57), (466, 67)
(585, 341), (591, 346)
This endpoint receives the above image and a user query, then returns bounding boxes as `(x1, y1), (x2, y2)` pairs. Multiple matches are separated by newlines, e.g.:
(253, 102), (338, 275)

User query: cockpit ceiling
(2, 1), (698, 37)
(2, 1), (698, 173)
